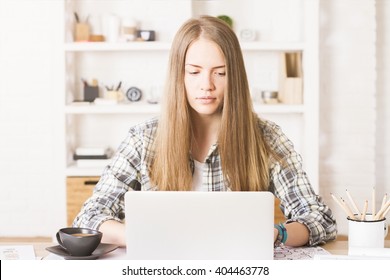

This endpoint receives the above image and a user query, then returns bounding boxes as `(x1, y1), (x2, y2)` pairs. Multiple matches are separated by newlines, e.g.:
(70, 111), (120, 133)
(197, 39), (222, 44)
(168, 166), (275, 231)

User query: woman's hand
(99, 220), (126, 247)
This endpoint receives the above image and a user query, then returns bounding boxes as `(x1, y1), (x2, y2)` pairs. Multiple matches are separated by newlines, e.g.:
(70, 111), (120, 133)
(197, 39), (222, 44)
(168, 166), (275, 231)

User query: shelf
(65, 103), (161, 114)
(64, 103), (303, 115)
(253, 104), (305, 114)
(240, 42), (305, 52)
(64, 42), (172, 52)
(63, 41), (305, 52)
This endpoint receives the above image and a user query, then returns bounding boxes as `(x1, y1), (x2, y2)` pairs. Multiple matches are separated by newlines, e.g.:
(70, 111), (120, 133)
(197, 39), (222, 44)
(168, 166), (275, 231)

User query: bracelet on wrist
(274, 223), (287, 247)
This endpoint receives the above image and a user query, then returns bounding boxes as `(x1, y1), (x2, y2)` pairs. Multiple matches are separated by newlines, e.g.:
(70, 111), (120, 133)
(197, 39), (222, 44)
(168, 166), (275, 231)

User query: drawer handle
(84, 180), (99, 185)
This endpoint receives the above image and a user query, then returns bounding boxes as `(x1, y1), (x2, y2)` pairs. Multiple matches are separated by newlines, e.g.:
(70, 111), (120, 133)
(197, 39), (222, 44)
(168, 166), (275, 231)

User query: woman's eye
(215, 72), (226, 77)
(186, 70), (199, 75)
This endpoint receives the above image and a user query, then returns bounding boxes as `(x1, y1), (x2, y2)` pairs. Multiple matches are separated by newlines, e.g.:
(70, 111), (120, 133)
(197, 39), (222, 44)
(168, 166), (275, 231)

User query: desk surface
(1, 240), (390, 260)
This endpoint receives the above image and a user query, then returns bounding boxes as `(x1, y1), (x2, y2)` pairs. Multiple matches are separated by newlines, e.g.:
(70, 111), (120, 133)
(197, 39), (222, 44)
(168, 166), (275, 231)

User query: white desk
(2, 240), (390, 260)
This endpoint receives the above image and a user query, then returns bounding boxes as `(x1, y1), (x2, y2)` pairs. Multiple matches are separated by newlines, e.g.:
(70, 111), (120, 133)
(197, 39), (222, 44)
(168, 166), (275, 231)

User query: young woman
(73, 16), (337, 248)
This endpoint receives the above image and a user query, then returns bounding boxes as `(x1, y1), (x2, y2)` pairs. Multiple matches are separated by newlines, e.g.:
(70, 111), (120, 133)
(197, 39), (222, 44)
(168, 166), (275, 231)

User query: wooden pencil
(381, 193), (387, 210)
(340, 197), (356, 219)
(372, 187), (376, 217)
(361, 200), (368, 221)
(381, 204), (390, 219)
(331, 193), (353, 219)
(345, 189), (360, 219)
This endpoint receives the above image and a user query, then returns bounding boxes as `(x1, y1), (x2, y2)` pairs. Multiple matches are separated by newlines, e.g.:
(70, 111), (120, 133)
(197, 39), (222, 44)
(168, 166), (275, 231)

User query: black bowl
(57, 227), (102, 256)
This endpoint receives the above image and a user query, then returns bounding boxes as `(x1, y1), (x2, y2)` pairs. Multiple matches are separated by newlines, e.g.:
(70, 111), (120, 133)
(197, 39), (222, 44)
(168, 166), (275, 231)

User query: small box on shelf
(82, 79), (99, 102)
(89, 34), (105, 42)
(105, 90), (124, 102)
(75, 23), (90, 42)
(279, 52), (303, 104)
(84, 85), (99, 102)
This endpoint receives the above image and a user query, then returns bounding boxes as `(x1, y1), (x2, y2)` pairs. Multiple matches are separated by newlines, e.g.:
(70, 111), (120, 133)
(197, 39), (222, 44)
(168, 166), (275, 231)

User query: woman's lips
(197, 96), (216, 104)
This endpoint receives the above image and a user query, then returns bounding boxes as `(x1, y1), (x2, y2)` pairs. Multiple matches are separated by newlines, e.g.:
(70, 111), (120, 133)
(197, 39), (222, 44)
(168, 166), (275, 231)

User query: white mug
(105, 90), (124, 102)
(103, 14), (120, 43)
(348, 214), (388, 250)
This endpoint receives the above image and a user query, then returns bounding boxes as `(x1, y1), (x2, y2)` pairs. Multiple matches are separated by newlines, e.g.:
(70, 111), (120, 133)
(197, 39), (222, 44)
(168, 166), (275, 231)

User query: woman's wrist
(274, 228), (278, 242)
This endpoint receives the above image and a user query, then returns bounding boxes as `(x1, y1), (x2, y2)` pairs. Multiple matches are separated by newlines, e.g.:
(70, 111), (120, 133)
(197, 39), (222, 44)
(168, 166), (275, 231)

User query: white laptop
(125, 191), (274, 260)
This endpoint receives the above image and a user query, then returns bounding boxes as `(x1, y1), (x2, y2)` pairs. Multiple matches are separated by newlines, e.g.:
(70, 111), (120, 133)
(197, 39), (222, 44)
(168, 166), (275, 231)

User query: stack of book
(74, 147), (113, 168)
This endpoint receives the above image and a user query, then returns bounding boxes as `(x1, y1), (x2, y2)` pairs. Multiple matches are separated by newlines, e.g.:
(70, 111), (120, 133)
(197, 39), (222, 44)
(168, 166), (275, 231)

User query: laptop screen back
(125, 191), (274, 260)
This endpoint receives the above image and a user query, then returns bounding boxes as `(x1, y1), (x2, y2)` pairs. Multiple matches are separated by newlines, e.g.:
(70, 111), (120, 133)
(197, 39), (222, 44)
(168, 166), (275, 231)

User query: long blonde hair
(150, 16), (275, 191)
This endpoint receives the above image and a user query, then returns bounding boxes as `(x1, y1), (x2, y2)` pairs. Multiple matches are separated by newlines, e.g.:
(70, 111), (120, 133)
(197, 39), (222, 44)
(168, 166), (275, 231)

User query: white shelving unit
(64, 41), (306, 52)
(65, 103), (161, 114)
(64, 41), (172, 52)
(62, 0), (319, 191)
(64, 103), (305, 115)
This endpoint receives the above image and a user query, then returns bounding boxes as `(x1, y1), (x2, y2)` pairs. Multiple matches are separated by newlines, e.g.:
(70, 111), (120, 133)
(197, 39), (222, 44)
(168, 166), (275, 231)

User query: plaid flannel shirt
(73, 117), (337, 246)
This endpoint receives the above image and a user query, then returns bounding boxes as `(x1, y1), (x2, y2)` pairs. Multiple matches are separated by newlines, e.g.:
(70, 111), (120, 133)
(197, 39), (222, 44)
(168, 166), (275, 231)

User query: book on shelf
(73, 148), (113, 160)
(73, 154), (111, 160)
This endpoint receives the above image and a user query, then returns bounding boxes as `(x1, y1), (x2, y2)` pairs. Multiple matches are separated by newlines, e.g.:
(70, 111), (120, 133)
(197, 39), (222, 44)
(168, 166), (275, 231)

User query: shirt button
(118, 211), (125, 220)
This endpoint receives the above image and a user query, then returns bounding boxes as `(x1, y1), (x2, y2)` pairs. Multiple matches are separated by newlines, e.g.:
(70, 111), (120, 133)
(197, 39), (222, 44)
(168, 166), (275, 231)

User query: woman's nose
(200, 73), (214, 92)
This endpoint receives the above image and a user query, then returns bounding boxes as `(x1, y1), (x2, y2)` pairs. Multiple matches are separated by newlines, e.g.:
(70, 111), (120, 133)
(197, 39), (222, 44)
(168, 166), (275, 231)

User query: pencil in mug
(361, 200), (368, 221)
(374, 200), (390, 220)
(373, 193), (389, 220)
(381, 204), (390, 219)
(340, 197), (355, 219)
(381, 193), (387, 210)
(345, 189), (361, 220)
(372, 187), (376, 217)
(331, 193), (355, 220)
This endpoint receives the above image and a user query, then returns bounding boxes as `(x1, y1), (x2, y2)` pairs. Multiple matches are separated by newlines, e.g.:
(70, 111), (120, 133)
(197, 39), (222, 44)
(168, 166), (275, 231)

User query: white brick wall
(0, 0), (388, 238)
(319, 0), (377, 235)
(376, 0), (390, 209)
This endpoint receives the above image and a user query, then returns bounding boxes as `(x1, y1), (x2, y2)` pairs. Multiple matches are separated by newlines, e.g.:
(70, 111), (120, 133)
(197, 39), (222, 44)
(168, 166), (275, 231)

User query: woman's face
(184, 38), (226, 117)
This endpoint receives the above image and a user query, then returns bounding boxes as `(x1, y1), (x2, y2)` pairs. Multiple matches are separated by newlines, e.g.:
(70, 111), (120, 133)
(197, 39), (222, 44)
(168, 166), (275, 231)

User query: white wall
(319, 0), (382, 235)
(0, 0), (388, 237)
(0, 0), (65, 237)
(376, 0), (390, 211)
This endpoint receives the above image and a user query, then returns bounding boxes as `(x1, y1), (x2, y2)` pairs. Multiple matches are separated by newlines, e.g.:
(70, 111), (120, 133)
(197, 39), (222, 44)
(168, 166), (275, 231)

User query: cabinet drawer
(66, 176), (99, 226)
(274, 198), (285, 224)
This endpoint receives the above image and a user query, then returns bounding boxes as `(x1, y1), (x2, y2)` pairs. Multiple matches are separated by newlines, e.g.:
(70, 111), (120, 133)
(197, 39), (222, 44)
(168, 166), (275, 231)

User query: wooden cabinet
(66, 176), (99, 226)
(66, 176), (285, 226)
(274, 198), (285, 224)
